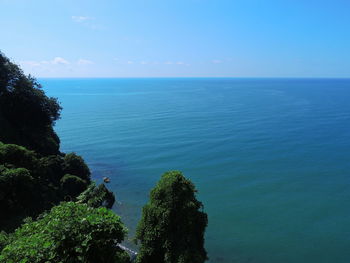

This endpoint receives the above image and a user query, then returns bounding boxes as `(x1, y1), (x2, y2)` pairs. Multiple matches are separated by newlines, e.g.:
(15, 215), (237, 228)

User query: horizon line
(37, 76), (350, 79)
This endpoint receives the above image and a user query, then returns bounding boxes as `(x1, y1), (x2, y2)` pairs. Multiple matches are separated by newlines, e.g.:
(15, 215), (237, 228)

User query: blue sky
(1, 0), (350, 77)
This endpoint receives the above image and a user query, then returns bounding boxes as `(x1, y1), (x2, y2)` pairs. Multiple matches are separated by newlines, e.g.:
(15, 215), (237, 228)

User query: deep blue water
(41, 78), (350, 263)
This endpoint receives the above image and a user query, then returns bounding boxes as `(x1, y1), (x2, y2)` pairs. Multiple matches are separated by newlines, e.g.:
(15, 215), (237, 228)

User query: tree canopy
(0, 142), (93, 231)
(0, 52), (61, 155)
(0, 51), (127, 262)
(135, 171), (208, 263)
(0, 51), (209, 263)
(0, 202), (130, 263)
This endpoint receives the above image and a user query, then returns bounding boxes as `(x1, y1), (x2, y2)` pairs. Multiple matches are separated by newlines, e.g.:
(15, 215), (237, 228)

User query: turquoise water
(42, 78), (350, 263)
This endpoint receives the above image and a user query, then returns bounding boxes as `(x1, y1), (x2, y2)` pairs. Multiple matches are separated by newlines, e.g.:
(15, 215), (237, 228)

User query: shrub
(38, 155), (65, 184)
(0, 142), (38, 170)
(0, 168), (36, 214)
(0, 231), (9, 252)
(77, 183), (115, 209)
(60, 174), (88, 199)
(63, 153), (91, 182)
(0, 202), (130, 263)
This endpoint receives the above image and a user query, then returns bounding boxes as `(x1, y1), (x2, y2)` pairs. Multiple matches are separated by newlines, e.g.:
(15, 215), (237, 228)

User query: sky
(1, 0), (350, 78)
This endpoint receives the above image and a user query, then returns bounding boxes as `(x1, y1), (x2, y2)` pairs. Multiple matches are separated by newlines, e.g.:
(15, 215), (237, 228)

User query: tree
(0, 142), (97, 232)
(0, 202), (130, 263)
(135, 171), (208, 263)
(77, 183), (116, 209)
(60, 174), (89, 199)
(0, 51), (61, 155)
(0, 51), (112, 232)
(63, 153), (91, 182)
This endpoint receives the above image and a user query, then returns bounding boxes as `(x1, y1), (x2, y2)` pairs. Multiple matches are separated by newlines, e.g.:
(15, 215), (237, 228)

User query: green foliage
(0, 231), (10, 252)
(38, 155), (65, 184)
(0, 166), (41, 231)
(0, 51), (121, 262)
(0, 142), (38, 170)
(135, 171), (208, 263)
(77, 183), (116, 209)
(60, 174), (88, 199)
(63, 153), (91, 182)
(0, 167), (38, 214)
(0, 202), (130, 263)
(0, 142), (101, 232)
(0, 52), (61, 155)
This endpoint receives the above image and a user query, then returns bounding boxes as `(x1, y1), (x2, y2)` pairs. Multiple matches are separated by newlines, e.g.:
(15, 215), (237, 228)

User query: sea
(41, 78), (350, 263)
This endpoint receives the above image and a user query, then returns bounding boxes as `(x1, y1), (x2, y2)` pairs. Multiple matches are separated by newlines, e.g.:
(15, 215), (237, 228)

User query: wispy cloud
(212, 59), (223, 64)
(113, 59), (189, 66)
(77, 59), (94, 65)
(71, 16), (103, 30)
(20, 57), (94, 68)
(21, 57), (70, 67)
(71, 16), (92, 23)
(52, 57), (70, 65)
(20, 61), (42, 67)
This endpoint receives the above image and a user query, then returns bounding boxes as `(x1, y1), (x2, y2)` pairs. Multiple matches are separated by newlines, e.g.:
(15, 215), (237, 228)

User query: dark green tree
(77, 183), (116, 209)
(135, 171), (208, 263)
(60, 174), (89, 199)
(63, 153), (91, 182)
(0, 51), (93, 228)
(0, 202), (130, 263)
(0, 52), (61, 155)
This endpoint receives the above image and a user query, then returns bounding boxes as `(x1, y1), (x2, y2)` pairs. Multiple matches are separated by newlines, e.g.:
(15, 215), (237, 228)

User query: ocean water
(41, 78), (350, 263)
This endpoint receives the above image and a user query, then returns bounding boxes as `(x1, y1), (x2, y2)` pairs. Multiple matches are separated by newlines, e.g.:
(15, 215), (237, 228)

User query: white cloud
(71, 16), (103, 30)
(72, 16), (92, 23)
(20, 61), (42, 67)
(77, 59), (94, 65)
(111, 59), (189, 66)
(52, 57), (70, 65)
(212, 60), (222, 64)
(20, 57), (70, 67)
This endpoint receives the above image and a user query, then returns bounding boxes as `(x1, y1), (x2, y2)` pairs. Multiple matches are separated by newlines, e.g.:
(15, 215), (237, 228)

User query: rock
(103, 176), (110, 183)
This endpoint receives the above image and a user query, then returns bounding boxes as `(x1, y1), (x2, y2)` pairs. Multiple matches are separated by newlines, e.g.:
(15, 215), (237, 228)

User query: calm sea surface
(42, 78), (350, 263)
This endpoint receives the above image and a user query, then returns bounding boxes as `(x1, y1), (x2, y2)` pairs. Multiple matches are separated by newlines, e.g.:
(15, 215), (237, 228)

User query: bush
(77, 183), (116, 209)
(0, 202), (130, 263)
(0, 168), (36, 214)
(135, 171), (208, 263)
(0, 142), (38, 171)
(60, 174), (88, 199)
(63, 153), (91, 182)
(38, 155), (65, 184)
(0, 141), (96, 232)
(0, 231), (9, 252)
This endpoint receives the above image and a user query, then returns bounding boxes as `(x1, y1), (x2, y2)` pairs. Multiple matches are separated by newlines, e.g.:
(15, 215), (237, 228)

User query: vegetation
(135, 171), (208, 263)
(77, 183), (116, 209)
(0, 51), (208, 262)
(0, 142), (94, 231)
(63, 153), (91, 182)
(0, 51), (131, 262)
(0, 202), (130, 263)
(0, 52), (61, 155)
